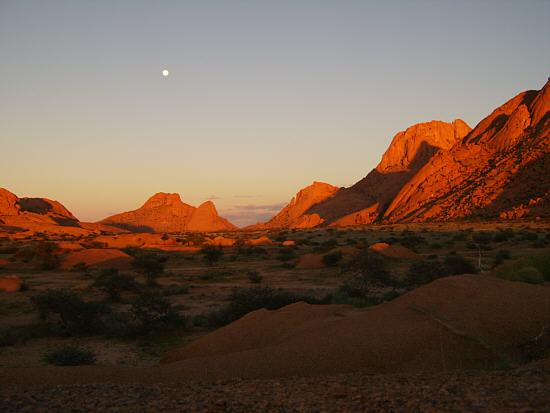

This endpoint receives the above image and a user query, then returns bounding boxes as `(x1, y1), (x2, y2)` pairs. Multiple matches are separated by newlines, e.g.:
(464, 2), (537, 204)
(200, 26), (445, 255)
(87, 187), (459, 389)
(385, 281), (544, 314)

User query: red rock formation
(247, 182), (340, 230)
(0, 188), (20, 216)
(0, 188), (87, 235)
(100, 193), (237, 233)
(384, 80), (550, 222)
(308, 120), (471, 225)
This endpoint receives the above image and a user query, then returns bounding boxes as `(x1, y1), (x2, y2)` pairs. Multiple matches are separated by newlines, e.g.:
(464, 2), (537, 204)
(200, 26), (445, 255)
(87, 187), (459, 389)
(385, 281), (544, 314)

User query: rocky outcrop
(248, 182), (340, 230)
(307, 120), (472, 225)
(100, 193), (237, 233)
(0, 188), (85, 234)
(384, 80), (550, 222)
(0, 188), (20, 216)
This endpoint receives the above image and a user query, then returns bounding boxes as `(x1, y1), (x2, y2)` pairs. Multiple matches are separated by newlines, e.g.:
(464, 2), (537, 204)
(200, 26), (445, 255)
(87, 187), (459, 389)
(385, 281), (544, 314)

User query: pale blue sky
(1, 1), (549, 226)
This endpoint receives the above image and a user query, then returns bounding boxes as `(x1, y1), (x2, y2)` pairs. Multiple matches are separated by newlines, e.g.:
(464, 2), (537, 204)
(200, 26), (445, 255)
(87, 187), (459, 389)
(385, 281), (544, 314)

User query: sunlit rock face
(100, 192), (237, 233)
(307, 119), (471, 226)
(246, 181), (340, 230)
(384, 80), (550, 222)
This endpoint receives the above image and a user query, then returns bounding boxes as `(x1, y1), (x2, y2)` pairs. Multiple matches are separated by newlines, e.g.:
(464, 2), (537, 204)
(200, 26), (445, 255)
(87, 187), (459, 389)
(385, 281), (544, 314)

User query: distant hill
(99, 192), (237, 233)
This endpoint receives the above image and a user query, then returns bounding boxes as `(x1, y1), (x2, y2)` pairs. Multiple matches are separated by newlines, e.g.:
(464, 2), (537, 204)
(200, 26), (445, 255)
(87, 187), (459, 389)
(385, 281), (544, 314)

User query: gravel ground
(2, 368), (549, 412)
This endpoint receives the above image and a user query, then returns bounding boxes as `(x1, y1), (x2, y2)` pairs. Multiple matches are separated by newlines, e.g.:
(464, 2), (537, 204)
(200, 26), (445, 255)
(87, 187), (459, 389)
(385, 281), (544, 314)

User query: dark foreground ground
(2, 366), (549, 413)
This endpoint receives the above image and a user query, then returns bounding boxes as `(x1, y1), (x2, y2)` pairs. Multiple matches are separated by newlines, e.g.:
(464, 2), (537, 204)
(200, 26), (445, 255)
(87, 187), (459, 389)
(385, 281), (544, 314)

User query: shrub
(92, 268), (138, 301)
(496, 254), (550, 284)
(347, 250), (393, 286)
(42, 345), (96, 366)
(276, 248), (296, 263)
(133, 252), (165, 285)
(494, 250), (511, 266)
(200, 286), (319, 327)
(129, 292), (185, 335)
(443, 255), (478, 275)
(247, 270), (262, 284)
(201, 246), (224, 264)
(31, 290), (108, 335)
(322, 251), (343, 267)
(406, 260), (446, 286)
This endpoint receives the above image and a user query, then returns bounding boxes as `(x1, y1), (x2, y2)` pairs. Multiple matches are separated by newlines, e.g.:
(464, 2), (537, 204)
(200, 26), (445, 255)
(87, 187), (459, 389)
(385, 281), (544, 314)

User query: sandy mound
(0, 275), (23, 292)
(295, 253), (324, 269)
(61, 249), (133, 270)
(161, 276), (550, 380)
(369, 242), (420, 259)
(204, 236), (236, 247)
(57, 241), (84, 251)
(247, 236), (273, 246)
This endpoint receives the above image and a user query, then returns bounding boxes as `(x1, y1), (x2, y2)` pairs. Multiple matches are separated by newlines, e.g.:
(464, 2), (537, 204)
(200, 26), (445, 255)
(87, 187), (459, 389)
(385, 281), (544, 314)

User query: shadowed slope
(161, 275), (550, 380)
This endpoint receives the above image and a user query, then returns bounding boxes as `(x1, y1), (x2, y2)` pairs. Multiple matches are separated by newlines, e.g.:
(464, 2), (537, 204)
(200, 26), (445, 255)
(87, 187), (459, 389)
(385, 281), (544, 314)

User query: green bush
(42, 345), (96, 366)
(31, 290), (108, 335)
(496, 254), (550, 284)
(93, 268), (138, 301)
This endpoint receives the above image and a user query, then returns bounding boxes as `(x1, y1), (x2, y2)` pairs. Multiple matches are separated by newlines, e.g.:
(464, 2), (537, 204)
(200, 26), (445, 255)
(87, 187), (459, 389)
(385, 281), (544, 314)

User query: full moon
(162, 69), (169, 77)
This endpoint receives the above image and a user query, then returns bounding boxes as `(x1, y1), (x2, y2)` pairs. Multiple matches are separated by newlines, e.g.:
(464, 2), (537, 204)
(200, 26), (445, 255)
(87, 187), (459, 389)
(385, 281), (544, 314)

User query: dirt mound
(204, 236), (236, 247)
(295, 253), (324, 269)
(368, 242), (420, 259)
(99, 193), (237, 233)
(161, 275), (550, 380)
(246, 236), (273, 246)
(281, 240), (296, 246)
(56, 241), (84, 251)
(61, 249), (133, 270)
(0, 275), (23, 292)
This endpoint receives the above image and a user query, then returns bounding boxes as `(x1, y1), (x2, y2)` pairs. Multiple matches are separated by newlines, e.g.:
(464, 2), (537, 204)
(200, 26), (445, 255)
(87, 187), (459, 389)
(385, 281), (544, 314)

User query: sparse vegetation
(92, 268), (138, 301)
(133, 252), (166, 285)
(322, 251), (343, 267)
(496, 254), (550, 284)
(201, 245), (224, 264)
(42, 345), (96, 366)
(198, 286), (321, 327)
(31, 289), (108, 336)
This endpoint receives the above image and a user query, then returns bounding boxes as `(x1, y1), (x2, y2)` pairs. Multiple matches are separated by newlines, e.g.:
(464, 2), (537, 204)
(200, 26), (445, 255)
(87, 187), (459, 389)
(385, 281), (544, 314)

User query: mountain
(255, 120), (471, 228)
(0, 187), (86, 234)
(253, 79), (549, 228)
(100, 192), (237, 233)
(246, 182), (340, 230)
(383, 80), (550, 222)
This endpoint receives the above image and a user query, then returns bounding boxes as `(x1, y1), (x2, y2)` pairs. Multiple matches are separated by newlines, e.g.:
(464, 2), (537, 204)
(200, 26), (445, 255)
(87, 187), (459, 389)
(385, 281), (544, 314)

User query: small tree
(93, 268), (138, 301)
(323, 251), (343, 267)
(201, 246), (223, 264)
(133, 252), (165, 286)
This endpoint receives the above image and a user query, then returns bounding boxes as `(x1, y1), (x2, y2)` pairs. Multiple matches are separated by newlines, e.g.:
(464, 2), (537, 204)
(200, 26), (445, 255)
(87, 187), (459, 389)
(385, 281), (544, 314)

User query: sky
(1, 1), (549, 227)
